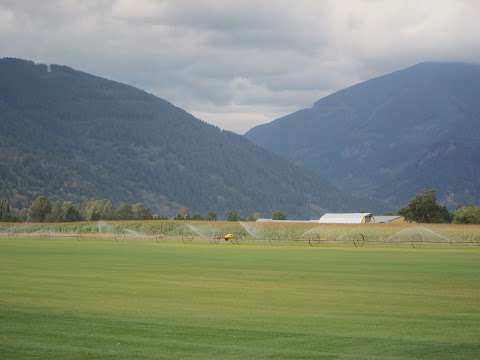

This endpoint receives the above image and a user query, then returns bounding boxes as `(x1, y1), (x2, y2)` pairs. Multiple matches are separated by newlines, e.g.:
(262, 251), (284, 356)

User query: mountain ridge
(246, 62), (480, 208)
(0, 57), (379, 218)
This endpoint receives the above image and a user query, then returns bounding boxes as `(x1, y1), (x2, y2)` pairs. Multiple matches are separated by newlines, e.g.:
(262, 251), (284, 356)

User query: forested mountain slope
(246, 62), (480, 208)
(0, 58), (372, 217)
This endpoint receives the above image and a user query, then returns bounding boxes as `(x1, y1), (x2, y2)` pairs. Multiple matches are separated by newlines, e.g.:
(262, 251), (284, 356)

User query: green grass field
(1, 237), (479, 359)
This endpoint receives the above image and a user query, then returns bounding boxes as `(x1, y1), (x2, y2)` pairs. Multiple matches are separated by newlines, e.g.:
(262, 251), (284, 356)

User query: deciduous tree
(453, 206), (480, 224)
(29, 196), (52, 222)
(207, 211), (217, 221)
(272, 211), (286, 220)
(131, 203), (153, 220)
(115, 202), (134, 220)
(399, 190), (451, 223)
(227, 211), (240, 222)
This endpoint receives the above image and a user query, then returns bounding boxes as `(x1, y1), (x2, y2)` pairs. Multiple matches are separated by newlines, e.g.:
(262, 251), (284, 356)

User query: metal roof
(318, 213), (372, 224)
(372, 215), (401, 224)
(256, 219), (318, 223)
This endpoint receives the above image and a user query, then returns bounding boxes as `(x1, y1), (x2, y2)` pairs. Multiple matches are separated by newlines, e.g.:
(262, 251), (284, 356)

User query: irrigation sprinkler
(209, 231), (221, 244)
(181, 229), (194, 243)
(352, 233), (366, 248)
(113, 230), (123, 243)
(307, 236), (324, 246)
(153, 231), (164, 243)
(410, 233), (422, 248)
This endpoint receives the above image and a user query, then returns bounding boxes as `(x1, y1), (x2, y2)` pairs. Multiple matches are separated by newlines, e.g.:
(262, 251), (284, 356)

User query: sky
(1, 0), (479, 133)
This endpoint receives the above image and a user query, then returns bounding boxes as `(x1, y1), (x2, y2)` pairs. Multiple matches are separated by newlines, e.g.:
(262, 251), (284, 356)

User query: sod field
(1, 235), (479, 359)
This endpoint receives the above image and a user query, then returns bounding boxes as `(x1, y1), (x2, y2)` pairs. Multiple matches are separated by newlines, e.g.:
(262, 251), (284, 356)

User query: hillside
(246, 62), (480, 208)
(0, 57), (373, 218)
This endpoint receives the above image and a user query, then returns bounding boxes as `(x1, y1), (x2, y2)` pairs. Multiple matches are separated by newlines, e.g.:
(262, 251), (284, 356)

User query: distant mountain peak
(246, 62), (480, 209)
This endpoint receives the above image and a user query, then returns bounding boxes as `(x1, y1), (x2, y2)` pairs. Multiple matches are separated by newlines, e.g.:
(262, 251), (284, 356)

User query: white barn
(256, 218), (318, 223)
(372, 215), (401, 224)
(256, 214), (400, 224)
(318, 213), (373, 224)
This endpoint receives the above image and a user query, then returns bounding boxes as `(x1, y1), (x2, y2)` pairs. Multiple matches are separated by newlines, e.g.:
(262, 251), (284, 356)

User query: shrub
(453, 206), (480, 224)
(272, 211), (286, 220)
(227, 211), (240, 222)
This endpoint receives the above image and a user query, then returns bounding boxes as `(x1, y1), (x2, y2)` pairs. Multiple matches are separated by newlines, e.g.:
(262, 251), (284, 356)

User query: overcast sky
(1, 0), (479, 133)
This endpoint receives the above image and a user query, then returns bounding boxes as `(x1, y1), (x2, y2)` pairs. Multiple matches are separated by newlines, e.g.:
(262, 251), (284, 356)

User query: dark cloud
(1, 0), (479, 132)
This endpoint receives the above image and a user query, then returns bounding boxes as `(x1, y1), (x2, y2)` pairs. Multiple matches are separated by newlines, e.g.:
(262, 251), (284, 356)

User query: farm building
(372, 215), (402, 224)
(256, 213), (400, 224)
(318, 213), (373, 224)
(256, 218), (318, 223)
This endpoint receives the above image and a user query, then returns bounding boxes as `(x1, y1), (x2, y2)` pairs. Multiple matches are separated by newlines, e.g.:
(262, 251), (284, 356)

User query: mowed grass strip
(1, 238), (479, 359)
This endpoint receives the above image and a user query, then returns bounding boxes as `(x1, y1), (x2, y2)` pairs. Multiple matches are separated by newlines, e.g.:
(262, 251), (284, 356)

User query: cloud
(0, 0), (479, 133)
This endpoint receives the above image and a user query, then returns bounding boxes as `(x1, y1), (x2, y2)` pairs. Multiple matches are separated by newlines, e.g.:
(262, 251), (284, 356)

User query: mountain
(0, 57), (372, 218)
(385, 142), (480, 208)
(246, 62), (480, 209)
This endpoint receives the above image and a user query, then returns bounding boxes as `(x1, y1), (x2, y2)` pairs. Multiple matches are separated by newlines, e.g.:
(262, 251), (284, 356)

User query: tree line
(398, 190), (480, 224)
(0, 196), (283, 223)
(0, 197), (153, 222)
(1, 191), (479, 224)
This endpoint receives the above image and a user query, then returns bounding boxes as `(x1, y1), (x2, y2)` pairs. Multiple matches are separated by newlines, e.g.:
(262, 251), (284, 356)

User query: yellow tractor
(223, 233), (235, 242)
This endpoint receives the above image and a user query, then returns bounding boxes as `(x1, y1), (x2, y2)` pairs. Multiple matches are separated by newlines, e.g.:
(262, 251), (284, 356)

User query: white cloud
(0, 0), (479, 132)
